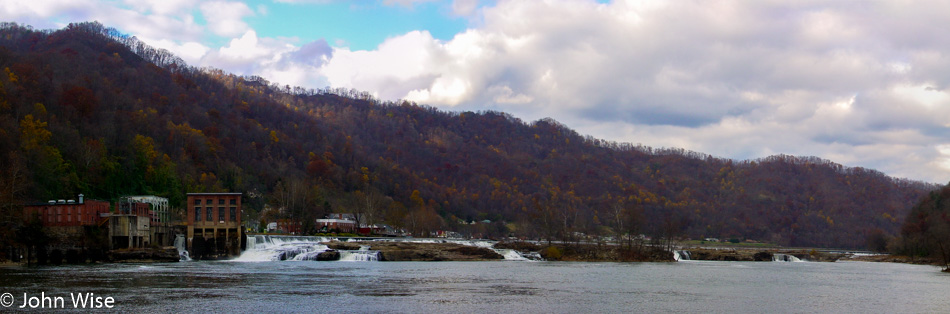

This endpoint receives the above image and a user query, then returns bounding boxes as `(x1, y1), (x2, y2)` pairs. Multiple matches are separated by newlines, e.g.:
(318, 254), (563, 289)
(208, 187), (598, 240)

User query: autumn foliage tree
(894, 184), (950, 270)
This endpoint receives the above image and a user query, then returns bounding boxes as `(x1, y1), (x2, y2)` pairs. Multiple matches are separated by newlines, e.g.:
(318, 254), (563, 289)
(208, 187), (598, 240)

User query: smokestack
(79, 194), (84, 204)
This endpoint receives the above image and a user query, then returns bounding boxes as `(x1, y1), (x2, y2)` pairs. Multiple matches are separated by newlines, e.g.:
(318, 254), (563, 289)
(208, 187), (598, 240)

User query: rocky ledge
(355, 241), (504, 261)
(322, 241), (363, 251)
(681, 248), (845, 262)
(497, 241), (674, 262)
(107, 247), (180, 263)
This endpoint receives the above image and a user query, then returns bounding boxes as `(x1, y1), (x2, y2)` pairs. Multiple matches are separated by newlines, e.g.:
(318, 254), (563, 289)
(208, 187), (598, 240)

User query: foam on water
(174, 234), (192, 261)
(235, 235), (334, 262)
(773, 254), (804, 262)
(236, 235), (539, 262)
(673, 250), (691, 261)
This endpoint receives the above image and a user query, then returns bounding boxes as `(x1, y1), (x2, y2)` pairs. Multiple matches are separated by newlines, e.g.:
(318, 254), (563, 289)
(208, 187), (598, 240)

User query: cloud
(451, 0), (479, 17)
(312, 0), (950, 182)
(139, 38), (210, 65)
(122, 0), (195, 15)
(321, 30), (445, 100)
(200, 1), (254, 37)
(201, 30), (332, 89)
(0, 0), (98, 29)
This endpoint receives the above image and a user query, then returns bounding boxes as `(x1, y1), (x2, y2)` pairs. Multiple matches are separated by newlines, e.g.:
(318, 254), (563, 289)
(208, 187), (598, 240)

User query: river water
(1, 258), (948, 313)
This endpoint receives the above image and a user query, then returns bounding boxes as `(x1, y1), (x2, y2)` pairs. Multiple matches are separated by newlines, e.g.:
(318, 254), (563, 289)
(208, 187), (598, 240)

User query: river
(1, 257), (948, 313)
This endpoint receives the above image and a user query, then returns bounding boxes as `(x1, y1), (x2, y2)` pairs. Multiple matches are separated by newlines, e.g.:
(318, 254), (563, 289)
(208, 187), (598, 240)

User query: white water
(174, 234), (192, 261)
(235, 235), (535, 262)
(234, 235), (335, 262)
(673, 250), (691, 261)
(339, 246), (380, 262)
(367, 238), (539, 261)
(773, 253), (804, 262)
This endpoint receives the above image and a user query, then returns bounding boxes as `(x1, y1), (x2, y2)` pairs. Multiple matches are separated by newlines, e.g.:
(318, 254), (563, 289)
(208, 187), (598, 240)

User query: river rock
(687, 248), (757, 261)
(323, 241), (362, 250)
(316, 250), (341, 261)
(753, 251), (774, 261)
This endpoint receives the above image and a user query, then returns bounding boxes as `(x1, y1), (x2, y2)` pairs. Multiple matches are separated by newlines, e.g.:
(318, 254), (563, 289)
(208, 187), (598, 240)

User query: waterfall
(235, 235), (537, 262)
(772, 254), (804, 262)
(236, 235), (386, 262)
(673, 250), (691, 261)
(174, 234), (191, 261)
(235, 235), (335, 262)
(339, 247), (380, 261)
(493, 249), (543, 261)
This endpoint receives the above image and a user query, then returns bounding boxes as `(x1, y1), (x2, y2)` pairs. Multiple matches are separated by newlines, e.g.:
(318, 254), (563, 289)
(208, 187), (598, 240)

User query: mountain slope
(0, 22), (939, 248)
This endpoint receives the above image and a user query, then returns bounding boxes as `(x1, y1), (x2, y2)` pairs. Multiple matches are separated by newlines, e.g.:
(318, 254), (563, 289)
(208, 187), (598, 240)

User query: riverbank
(839, 253), (940, 265)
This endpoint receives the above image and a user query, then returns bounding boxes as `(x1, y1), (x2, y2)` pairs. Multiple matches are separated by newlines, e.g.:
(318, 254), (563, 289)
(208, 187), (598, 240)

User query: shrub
(541, 246), (562, 260)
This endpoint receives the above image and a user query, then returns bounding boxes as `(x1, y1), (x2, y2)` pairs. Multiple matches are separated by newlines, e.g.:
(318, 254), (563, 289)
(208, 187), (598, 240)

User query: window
(230, 207), (236, 222)
(219, 199), (225, 205)
(206, 199), (213, 205)
(206, 207), (213, 221)
(195, 207), (201, 222)
(218, 207), (225, 222)
(230, 199), (236, 205)
(194, 199), (201, 205)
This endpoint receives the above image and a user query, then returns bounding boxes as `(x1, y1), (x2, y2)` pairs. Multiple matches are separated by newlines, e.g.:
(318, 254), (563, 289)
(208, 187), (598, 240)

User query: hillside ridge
(0, 22), (940, 248)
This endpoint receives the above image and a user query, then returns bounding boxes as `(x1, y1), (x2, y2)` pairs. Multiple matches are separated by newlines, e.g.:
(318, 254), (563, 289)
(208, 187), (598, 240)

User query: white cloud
(0, 0), (97, 29)
(322, 30), (444, 101)
(201, 30), (333, 89)
(451, 0), (479, 17)
(138, 37), (210, 65)
(123, 0), (196, 15)
(200, 1), (254, 37)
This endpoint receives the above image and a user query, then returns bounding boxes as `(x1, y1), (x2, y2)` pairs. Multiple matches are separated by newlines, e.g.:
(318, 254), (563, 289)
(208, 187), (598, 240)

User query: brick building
(23, 194), (110, 227)
(186, 193), (242, 257)
(275, 219), (302, 234)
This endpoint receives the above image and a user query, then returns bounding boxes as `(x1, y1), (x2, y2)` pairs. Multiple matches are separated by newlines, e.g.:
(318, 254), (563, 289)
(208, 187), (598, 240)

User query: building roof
(24, 199), (108, 206)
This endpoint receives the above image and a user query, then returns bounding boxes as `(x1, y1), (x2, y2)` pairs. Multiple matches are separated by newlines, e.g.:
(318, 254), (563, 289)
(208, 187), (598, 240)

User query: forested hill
(0, 22), (940, 248)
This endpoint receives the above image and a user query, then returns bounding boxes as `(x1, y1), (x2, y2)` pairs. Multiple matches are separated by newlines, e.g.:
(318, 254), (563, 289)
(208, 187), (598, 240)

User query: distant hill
(0, 22), (940, 248)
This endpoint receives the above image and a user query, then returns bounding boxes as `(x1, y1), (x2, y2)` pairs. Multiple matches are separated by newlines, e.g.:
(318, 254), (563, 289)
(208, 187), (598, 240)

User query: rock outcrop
(359, 242), (504, 261)
(316, 250), (341, 261)
(534, 243), (674, 262)
(322, 241), (362, 251)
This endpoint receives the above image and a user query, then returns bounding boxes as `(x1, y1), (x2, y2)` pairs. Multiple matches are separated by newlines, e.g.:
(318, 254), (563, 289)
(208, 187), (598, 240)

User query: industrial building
(23, 194), (110, 229)
(126, 195), (173, 246)
(186, 193), (243, 258)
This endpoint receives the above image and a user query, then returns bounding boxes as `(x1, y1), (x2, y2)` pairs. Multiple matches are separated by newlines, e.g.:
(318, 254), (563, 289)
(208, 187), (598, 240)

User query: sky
(3, 0), (950, 183)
